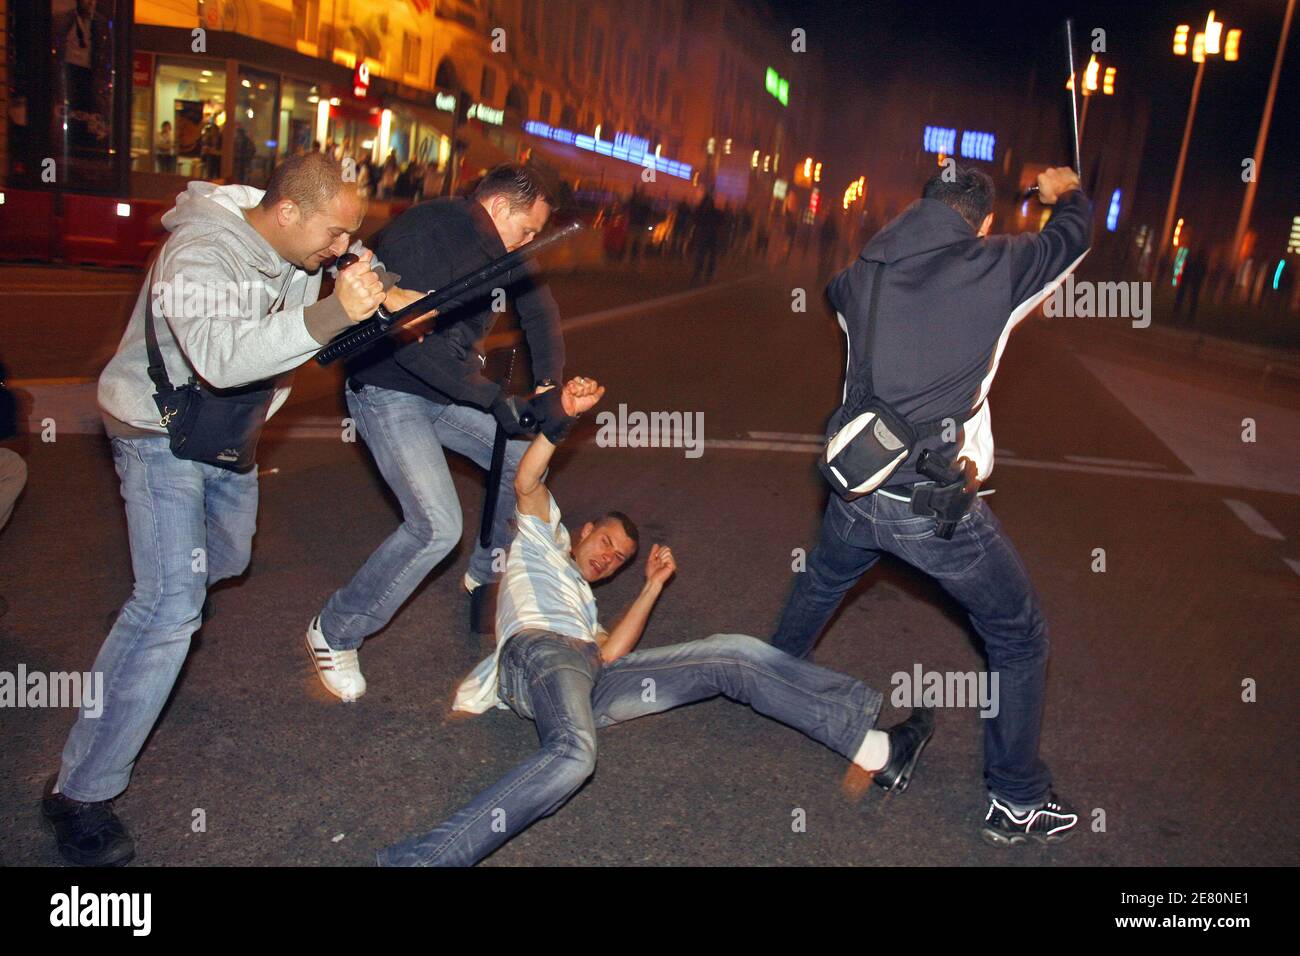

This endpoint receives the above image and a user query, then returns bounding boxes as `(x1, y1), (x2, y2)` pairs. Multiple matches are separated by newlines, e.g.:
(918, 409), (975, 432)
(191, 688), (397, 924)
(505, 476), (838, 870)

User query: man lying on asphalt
(376, 376), (934, 867)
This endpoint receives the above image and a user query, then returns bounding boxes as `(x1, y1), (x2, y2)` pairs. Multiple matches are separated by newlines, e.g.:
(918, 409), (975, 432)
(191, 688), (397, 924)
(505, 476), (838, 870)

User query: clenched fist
(1036, 167), (1081, 205)
(560, 376), (605, 417)
(335, 249), (386, 323)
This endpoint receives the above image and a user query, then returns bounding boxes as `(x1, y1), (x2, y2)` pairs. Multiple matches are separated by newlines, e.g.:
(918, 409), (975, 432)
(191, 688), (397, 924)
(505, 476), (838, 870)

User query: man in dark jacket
(306, 164), (568, 702)
(771, 165), (1092, 847)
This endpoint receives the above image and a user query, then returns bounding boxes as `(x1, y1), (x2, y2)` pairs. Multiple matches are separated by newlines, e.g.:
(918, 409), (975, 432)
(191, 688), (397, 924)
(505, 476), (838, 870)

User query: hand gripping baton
(314, 221), (583, 366)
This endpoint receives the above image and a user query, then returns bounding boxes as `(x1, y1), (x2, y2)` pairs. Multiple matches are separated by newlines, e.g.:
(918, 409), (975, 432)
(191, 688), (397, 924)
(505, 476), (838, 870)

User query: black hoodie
(826, 189), (1092, 486)
(348, 198), (565, 410)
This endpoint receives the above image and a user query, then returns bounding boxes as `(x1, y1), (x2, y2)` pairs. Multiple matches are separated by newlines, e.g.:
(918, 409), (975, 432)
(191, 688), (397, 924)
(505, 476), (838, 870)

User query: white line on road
(1064, 455), (1166, 470)
(483, 273), (763, 349)
(4, 288), (136, 296)
(1284, 558), (1300, 577)
(1222, 499), (1286, 541)
(749, 430), (823, 442)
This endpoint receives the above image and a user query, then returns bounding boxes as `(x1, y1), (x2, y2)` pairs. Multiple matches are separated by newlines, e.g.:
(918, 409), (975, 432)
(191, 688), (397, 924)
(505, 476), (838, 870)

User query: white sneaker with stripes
(305, 615), (365, 702)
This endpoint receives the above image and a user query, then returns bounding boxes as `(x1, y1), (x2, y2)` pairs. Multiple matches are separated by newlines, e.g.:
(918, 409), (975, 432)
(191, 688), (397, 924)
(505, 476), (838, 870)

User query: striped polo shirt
(453, 490), (604, 714)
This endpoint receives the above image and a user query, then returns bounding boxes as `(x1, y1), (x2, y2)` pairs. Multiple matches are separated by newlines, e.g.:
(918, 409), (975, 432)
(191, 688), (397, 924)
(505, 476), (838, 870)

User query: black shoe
(41, 786), (136, 866)
(871, 707), (935, 793)
(469, 582), (499, 636)
(981, 793), (1079, 847)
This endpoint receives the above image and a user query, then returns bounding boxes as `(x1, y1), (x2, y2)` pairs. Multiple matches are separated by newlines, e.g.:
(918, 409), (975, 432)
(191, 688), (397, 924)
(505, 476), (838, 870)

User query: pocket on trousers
(889, 515), (985, 577)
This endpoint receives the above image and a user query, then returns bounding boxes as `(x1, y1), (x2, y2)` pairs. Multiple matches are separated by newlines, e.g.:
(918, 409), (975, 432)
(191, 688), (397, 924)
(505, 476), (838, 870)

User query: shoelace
(332, 647), (361, 684)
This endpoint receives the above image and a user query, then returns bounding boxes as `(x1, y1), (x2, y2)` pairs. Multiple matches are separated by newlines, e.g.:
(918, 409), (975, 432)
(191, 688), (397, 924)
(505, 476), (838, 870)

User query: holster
(909, 457), (980, 539)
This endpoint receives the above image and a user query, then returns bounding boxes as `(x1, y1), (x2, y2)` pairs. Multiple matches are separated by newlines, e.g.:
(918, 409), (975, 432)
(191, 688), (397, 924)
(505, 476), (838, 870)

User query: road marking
(10, 377), (97, 386)
(749, 430), (823, 442)
(695, 438), (823, 453)
(1064, 454), (1165, 470)
(1222, 499), (1286, 541)
(483, 273), (763, 349)
(4, 288), (136, 296)
(1284, 558), (1300, 577)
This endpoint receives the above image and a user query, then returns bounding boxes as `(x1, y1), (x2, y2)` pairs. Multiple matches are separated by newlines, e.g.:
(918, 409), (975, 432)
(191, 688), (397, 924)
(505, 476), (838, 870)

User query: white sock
(852, 729), (890, 773)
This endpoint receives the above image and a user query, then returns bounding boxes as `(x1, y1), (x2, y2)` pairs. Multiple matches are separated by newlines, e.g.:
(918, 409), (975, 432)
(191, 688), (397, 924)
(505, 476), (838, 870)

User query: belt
(875, 484), (918, 502)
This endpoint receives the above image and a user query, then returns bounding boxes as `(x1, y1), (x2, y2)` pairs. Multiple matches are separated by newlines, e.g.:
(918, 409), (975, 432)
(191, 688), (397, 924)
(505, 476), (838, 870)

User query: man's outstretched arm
(513, 377), (605, 522)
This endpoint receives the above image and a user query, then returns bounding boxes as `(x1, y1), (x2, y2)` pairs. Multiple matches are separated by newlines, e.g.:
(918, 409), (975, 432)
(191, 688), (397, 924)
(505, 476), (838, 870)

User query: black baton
(481, 347), (522, 549)
(316, 221), (582, 366)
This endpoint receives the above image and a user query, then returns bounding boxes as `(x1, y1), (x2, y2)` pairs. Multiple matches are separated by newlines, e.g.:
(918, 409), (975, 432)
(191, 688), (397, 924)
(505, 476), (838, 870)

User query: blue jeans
(57, 436), (258, 802)
(320, 384), (529, 650)
(772, 492), (1052, 810)
(376, 630), (882, 866)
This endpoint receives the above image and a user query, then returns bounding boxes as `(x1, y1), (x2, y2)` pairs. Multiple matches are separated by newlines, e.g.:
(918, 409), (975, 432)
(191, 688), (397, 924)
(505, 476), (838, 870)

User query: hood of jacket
(160, 181), (286, 277)
(858, 197), (978, 265)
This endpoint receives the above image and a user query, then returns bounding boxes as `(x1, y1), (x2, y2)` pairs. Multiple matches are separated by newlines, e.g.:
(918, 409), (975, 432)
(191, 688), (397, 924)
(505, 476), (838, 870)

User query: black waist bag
(820, 396), (926, 499)
(144, 269), (275, 473)
(819, 261), (956, 500)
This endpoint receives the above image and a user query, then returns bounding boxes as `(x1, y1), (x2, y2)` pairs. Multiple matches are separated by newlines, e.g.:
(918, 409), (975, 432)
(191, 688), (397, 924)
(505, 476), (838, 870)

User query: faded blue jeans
(320, 384), (529, 650)
(376, 630), (882, 867)
(57, 435), (258, 802)
(772, 491), (1053, 810)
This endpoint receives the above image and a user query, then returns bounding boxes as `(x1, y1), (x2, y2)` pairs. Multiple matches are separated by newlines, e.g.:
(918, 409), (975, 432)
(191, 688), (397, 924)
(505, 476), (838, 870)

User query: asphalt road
(1, 251), (1297, 866)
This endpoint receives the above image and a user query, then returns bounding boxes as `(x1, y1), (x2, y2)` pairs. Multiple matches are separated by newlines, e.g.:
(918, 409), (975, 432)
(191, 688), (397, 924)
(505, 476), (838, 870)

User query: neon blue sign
(524, 121), (692, 180)
(959, 130), (995, 162)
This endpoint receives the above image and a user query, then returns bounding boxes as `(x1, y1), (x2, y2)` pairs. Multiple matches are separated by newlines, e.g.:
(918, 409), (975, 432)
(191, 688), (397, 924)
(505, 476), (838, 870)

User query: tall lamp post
(1156, 10), (1241, 272)
(1066, 54), (1117, 148)
(1228, 0), (1296, 270)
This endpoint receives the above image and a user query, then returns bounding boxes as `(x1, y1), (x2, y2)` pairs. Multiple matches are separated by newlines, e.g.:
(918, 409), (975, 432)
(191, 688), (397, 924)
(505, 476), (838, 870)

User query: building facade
(110, 0), (825, 211)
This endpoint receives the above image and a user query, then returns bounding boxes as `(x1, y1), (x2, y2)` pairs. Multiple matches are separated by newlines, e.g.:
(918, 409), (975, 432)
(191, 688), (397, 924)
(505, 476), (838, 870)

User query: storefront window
(235, 67), (278, 187)
(278, 76), (320, 162)
(153, 58), (226, 180)
(130, 83), (154, 173)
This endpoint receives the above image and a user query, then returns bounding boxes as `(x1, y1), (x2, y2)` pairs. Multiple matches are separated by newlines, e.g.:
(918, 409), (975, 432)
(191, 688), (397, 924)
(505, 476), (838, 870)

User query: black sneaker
(872, 707), (935, 793)
(469, 582), (499, 636)
(981, 793), (1079, 846)
(41, 785), (136, 867)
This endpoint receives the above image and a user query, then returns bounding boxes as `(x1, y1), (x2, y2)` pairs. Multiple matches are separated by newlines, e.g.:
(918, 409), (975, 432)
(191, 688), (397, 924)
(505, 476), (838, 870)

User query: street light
(1228, 0), (1295, 270)
(1157, 10), (1240, 269)
(1065, 54), (1116, 145)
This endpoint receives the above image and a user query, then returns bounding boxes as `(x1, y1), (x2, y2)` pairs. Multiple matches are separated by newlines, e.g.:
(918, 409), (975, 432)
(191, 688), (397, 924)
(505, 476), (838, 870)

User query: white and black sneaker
(981, 793), (1079, 846)
(304, 614), (365, 702)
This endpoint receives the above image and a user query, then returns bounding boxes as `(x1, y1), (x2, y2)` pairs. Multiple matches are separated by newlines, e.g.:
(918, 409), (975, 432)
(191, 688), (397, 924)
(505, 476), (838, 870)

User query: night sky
(767, 0), (1300, 259)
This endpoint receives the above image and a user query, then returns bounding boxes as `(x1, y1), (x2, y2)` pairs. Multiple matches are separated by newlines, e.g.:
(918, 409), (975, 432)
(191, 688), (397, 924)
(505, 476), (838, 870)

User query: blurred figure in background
(0, 359), (26, 537)
(155, 121), (175, 174)
(671, 198), (692, 257)
(691, 193), (722, 285)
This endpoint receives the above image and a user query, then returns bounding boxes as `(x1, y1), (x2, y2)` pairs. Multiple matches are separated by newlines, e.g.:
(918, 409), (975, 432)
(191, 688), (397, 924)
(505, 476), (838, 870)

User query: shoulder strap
(861, 260), (884, 400)
(854, 260), (982, 439)
(142, 261), (176, 394)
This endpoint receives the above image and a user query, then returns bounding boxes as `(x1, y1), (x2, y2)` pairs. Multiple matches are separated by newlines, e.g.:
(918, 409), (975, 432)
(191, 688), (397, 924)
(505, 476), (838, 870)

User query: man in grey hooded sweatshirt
(41, 152), (430, 866)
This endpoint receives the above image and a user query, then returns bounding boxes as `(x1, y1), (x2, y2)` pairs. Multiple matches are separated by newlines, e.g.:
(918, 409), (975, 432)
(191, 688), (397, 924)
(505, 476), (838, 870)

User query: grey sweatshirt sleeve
(304, 241), (402, 345)
(156, 240), (335, 388)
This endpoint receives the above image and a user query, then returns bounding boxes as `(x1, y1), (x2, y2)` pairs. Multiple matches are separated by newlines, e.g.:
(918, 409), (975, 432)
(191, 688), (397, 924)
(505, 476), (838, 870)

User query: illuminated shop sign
(523, 121), (693, 180)
(765, 67), (789, 106)
(431, 93), (502, 125)
(959, 130), (995, 162)
(923, 126), (956, 155)
(1107, 189), (1122, 232)
(922, 126), (996, 163)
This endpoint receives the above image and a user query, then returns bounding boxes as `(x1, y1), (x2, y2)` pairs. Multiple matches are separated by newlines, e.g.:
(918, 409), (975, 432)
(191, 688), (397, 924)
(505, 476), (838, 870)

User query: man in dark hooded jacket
(771, 165), (1092, 847)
